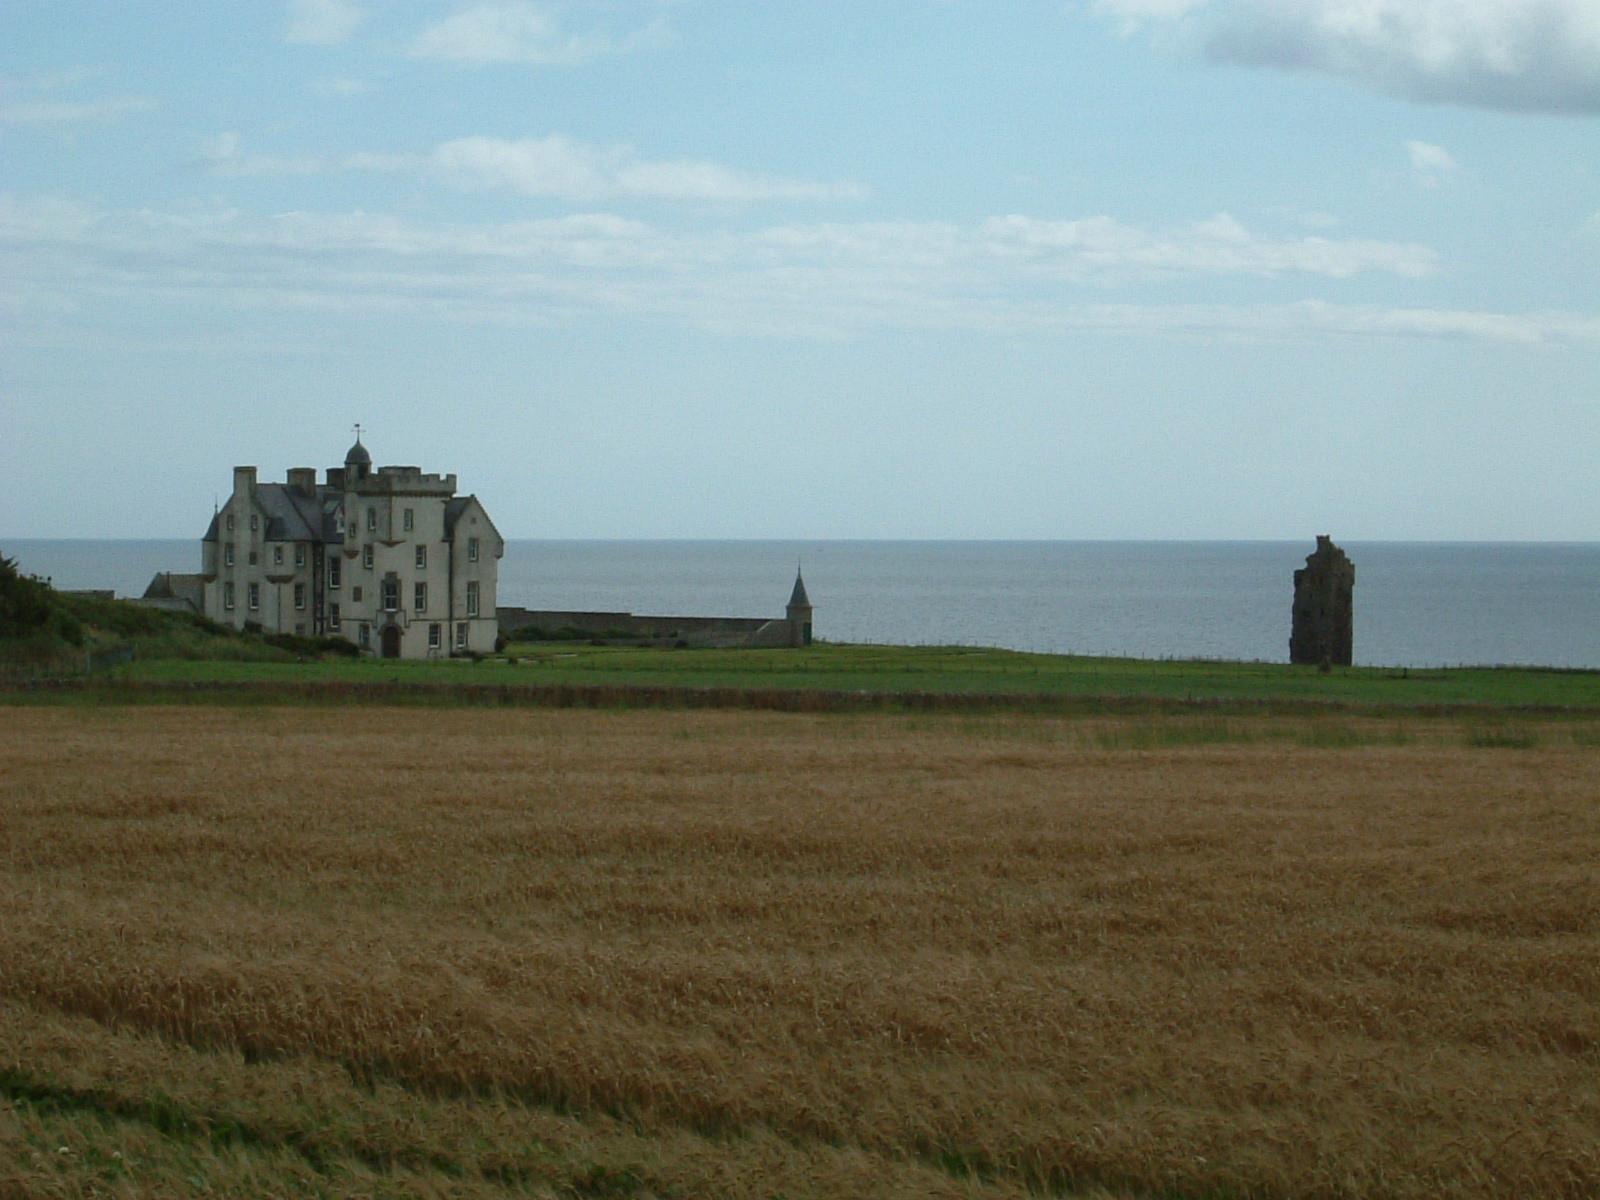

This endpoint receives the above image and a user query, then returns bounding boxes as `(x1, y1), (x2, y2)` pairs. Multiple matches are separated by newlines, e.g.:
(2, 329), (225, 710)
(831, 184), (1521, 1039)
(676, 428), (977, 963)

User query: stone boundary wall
(497, 607), (788, 649)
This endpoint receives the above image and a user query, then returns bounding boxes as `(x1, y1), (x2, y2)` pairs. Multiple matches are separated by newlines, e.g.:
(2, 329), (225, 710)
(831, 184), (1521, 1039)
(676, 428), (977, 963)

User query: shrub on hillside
(0, 557), (83, 644)
(54, 591), (175, 637)
(262, 632), (361, 659)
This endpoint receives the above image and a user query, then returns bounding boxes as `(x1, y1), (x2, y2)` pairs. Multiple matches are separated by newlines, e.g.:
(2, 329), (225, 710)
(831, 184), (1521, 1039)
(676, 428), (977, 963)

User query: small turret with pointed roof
(786, 567), (813, 647)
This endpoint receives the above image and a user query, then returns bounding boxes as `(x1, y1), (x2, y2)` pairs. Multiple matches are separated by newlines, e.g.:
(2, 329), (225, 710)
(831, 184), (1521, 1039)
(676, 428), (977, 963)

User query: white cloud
(1407, 139), (1457, 187)
(8, 194), (1557, 345)
(309, 76), (372, 97)
(0, 68), (156, 128)
(344, 150), (416, 172)
(1096, 0), (1600, 113)
(0, 94), (157, 127)
(287, 0), (367, 46)
(425, 135), (869, 203)
(1098, 0), (1208, 17)
(1054, 300), (1599, 342)
(979, 212), (1438, 278)
(187, 130), (867, 203)
(198, 132), (324, 177)
(408, 2), (666, 65)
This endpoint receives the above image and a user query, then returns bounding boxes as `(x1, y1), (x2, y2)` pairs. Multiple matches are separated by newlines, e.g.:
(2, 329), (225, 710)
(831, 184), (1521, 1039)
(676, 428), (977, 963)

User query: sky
(2, 0), (1597, 540)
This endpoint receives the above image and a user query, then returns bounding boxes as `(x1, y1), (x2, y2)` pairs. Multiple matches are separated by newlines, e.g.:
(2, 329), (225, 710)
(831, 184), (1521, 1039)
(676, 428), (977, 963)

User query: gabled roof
(255, 483), (328, 543)
(444, 495), (503, 547)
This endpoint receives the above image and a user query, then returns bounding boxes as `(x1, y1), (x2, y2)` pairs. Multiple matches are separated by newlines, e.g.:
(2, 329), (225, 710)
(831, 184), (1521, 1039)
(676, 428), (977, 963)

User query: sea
(6, 539), (1597, 670)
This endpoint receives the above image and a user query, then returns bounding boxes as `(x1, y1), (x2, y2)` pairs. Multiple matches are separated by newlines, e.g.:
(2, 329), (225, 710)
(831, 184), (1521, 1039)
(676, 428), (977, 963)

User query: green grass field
(98, 642), (1600, 710)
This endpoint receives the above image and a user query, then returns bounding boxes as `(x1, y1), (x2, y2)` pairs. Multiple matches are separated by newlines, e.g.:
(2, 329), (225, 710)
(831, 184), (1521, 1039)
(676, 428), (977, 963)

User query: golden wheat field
(1, 705), (1597, 1200)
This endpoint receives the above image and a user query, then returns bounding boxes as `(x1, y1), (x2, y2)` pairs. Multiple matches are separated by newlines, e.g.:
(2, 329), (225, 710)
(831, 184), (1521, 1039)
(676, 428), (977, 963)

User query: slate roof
(444, 495), (503, 546)
(255, 483), (334, 543)
(788, 570), (810, 608)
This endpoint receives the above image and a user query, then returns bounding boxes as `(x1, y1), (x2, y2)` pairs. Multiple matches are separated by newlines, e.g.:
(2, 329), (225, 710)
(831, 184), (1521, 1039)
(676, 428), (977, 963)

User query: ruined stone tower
(1291, 536), (1355, 666)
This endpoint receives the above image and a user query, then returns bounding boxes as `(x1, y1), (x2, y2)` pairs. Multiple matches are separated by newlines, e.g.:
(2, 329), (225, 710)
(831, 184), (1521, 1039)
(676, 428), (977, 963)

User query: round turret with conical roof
(344, 434), (372, 481)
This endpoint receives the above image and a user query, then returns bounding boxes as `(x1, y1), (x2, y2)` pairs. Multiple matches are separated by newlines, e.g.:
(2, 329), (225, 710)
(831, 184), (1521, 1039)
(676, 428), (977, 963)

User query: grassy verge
(69, 642), (1600, 710)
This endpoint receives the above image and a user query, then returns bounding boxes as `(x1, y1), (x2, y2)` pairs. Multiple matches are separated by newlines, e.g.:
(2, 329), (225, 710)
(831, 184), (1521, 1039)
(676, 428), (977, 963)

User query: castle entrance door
(381, 624), (402, 659)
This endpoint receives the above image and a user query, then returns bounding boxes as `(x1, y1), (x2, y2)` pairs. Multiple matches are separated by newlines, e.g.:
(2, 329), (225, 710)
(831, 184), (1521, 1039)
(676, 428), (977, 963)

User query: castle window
(466, 581), (480, 617)
(359, 623), (370, 647)
(248, 551), (258, 566)
(294, 623), (305, 636)
(224, 544), (235, 567)
(223, 582), (235, 610)
(274, 546), (284, 566)
(455, 623), (468, 650)
(362, 544), (373, 569)
(428, 623), (441, 649)
(247, 583), (260, 611)
(328, 558), (341, 589)
(414, 582), (427, 613)
(226, 515), (234, 532)
(366, 507), (377, 531)
(346, 521), (357, 542)
(352, 586), (362, 603)
(467, 536), (479, 562)
(381, 579), (399, 612)
(294, 545), (306, 567)
(294, 583), (306, 610)
(329, 603), (341, 632)
(250, 515), (259, 532)
(403, 508), (414, 531)
(415, 545), (427, 570)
